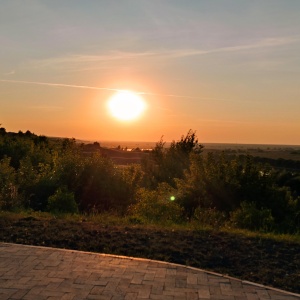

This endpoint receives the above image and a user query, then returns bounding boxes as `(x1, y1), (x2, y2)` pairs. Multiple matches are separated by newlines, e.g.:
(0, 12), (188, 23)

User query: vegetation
(1, 127), (300, 292)
(0, 126), (299, 234)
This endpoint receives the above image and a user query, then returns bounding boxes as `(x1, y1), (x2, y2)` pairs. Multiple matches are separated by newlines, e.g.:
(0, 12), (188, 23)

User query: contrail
(0, 79), (121, 92)
(0, 79), (232, 101)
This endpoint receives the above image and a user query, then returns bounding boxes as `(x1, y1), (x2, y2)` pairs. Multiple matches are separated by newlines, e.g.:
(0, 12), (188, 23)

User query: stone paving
(0, 243), (299, 300)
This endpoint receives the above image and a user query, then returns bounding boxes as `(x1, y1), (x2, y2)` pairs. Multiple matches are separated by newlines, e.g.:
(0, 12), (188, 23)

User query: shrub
(141, 130), (203, 188)
(230, 201), (274, 231)
(26, 176), (58, 211)
(75, 154), (135, 213)
(47, 187), (78, 214)
(192, 207), (227, 228)
(278, 197), (300, 233)
(0, 157), (20, 210)
(128, 183), (183, 223)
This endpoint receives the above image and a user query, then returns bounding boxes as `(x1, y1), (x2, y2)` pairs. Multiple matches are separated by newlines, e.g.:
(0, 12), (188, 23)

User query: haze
(1, 1), (300, 145)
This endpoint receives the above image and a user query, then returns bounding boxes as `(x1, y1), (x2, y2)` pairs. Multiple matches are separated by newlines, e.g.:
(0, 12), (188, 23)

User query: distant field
(203, 146), (300, 161)
(93, 141), (300, 162)
(70, 137), (300, 163)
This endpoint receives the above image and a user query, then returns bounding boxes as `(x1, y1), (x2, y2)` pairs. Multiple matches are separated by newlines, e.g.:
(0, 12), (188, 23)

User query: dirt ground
(0, 216), (299, 293)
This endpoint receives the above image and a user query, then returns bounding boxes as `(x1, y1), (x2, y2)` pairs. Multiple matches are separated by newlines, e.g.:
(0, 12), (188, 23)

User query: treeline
(0, 127), (299, 233)
(242, 155), (300, 171)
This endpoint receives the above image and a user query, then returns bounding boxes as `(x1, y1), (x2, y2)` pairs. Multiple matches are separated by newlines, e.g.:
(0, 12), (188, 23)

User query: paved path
(0, 243), (299, 300)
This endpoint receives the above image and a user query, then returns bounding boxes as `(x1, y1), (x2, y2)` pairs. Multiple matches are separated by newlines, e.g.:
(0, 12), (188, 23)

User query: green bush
(230, 201), (274, 231)
(0, 157), (20, 210)
(128, 183), (183, 223)
(47, 187), (78, 214)
(75, 154), (135, 213)
(278, 197), (300, 233)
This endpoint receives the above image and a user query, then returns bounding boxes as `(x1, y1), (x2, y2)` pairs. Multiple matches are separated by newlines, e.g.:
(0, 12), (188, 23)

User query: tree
(0, 157), (19, 210)
(141, 130), (203, 188)
(176, 152), (241, 217)
(0, 126), (6, 135)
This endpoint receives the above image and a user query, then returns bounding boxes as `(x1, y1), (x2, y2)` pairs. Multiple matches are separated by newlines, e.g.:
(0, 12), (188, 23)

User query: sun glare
(108, 90), (146, 121)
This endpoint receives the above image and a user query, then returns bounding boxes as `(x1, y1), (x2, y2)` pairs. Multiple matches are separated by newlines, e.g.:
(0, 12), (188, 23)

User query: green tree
(176, 153), (241, 217)
(0, 157), (19, 210)
(142, 130), (203, 188)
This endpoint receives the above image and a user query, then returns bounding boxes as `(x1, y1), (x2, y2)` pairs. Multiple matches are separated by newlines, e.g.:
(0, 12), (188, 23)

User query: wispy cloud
(0, 79), (121, 92)
(3, 70), (15, 75)
(163, 36), (300, 59)
(29, 51), (156, 69)
(25, 35), (299, 72)
(0, 79), (236, 102)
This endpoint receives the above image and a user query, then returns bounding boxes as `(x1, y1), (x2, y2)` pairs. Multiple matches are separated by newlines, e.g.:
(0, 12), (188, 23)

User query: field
(86, 140), (300, 165)
(202, 143), (300, 161)
(0, 213), (299, 294)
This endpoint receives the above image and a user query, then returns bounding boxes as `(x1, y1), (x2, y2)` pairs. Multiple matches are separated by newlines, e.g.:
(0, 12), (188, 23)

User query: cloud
(0, 79), (237, 102)
(29, 51), (156, 69)
(3, 70), (15, 75)
(162, 36), (300, 59)
(0, 79), (121, 92)
(24, 35), (299, 73)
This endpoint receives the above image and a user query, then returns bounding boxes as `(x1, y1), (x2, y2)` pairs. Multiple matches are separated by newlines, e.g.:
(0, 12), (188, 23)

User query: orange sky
(1, 1), (300, 145)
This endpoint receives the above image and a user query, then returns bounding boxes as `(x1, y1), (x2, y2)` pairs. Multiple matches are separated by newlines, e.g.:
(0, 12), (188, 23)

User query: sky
(1, 0), (300, 145)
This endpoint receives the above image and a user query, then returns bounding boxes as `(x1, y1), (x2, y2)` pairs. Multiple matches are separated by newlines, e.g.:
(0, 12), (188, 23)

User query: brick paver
(0, 243), (299, 299)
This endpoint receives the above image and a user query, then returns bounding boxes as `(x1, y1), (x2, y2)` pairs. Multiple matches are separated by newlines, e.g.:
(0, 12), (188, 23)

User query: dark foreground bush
(47, 187), (78, 214)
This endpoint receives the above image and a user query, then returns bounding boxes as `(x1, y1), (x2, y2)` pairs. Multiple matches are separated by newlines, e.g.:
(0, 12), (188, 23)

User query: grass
(1, 210), (299, 243)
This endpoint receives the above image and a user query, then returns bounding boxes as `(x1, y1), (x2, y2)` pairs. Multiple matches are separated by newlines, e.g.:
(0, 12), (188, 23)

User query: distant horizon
(64, 136), (300, 148)
(85, 140), (300, 148)
(4, 127), (300, 148)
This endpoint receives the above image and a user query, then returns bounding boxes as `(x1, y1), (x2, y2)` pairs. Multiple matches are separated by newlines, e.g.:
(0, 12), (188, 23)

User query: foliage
(175, 153), (296, 229)
(128, 183), (183, 223)
(0, 126), (299, 234)
(275, 171), (300, 198)
(0, 157), (19, 210)
(74, 154), (135, 213)
(176, 153), (241, 217)
(19, 159), (58, 211)
(47, 187), (78, 214)
(192, 207), (227, 229)
(141, 130), (203, 188)
(230, 201), (275, 232)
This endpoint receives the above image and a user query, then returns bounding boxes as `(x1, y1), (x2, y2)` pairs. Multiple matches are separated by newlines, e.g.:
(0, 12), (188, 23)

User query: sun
(107, 90), (146, 121)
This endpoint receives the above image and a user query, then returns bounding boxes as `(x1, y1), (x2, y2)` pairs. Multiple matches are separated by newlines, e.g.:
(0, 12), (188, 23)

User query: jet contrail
(0, 79), (121, 92)
(0, 79), (232, 101)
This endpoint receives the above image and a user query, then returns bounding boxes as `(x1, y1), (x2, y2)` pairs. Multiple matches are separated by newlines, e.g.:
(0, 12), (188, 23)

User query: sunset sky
(1, 1), (300, 145)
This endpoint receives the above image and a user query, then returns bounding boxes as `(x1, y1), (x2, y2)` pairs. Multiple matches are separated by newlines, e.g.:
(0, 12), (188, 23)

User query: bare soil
(0, 216), (299, 293)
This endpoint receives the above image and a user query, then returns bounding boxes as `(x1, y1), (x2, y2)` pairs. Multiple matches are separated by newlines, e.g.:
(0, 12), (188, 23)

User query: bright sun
(108, 90), (146, 121)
